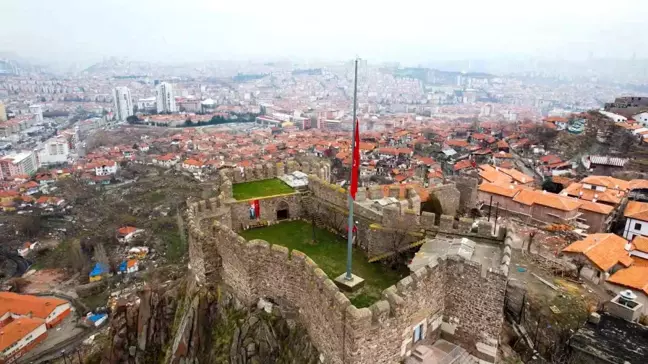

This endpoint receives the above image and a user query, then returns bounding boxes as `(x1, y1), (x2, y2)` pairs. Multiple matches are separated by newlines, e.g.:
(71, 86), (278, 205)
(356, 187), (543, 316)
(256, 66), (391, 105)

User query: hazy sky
(1, 0), (647, 66)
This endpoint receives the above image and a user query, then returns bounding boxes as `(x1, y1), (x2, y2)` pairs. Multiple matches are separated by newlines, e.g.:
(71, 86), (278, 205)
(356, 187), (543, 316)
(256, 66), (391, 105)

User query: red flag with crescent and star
(350, 119), (360, 200)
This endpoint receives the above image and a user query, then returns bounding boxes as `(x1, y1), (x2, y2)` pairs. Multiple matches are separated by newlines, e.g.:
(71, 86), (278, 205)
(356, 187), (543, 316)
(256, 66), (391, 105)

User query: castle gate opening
(276, 200), (289, 220)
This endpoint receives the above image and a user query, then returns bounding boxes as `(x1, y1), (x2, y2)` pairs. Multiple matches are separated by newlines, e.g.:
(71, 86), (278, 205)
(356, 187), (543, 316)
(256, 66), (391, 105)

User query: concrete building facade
(0, 151), (38, 178)
(156, 82), (176, 113)
(112, 86), (133, 121)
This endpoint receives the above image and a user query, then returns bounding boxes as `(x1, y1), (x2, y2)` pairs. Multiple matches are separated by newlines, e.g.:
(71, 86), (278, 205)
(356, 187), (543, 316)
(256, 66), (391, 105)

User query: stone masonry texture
(183, 171), (509, 364)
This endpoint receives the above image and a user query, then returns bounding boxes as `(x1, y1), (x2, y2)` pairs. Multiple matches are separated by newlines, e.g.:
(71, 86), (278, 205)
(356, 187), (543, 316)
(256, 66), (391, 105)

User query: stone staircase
(406, 340), (479, 364)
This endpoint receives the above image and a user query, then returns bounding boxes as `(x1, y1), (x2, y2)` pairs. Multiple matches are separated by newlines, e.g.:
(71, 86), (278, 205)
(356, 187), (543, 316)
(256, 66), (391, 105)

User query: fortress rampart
(184, 166), (510, 363)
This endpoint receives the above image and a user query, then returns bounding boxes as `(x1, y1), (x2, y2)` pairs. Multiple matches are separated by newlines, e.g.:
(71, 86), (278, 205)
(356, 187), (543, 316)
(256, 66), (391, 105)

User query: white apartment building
(599, 110), (627, 123)
(0, 151), (38, 178)
(95, 161), (119, 176)
(137, 97), (157, 112)
(156, 82), (176, 113)
(0, 102), (7, 121)
(29, 104), (43, 122)
(36, 137), (70, 166)
(633, 112), (648, 127)
(112, 87), (134, 121)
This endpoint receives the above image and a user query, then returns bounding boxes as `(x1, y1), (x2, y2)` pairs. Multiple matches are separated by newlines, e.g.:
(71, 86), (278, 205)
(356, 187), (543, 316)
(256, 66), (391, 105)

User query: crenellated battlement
(183, 163), (509, 364)
(221, 160), (332, 185)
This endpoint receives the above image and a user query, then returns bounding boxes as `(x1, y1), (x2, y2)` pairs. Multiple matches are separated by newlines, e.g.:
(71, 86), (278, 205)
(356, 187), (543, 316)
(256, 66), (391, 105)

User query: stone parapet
(184, 167), (509, 364)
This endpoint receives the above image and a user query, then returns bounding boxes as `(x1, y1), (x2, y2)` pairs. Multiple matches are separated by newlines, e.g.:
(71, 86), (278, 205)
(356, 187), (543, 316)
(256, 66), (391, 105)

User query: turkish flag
(350, 119), (360, 200)
(253, 200), (260, 218)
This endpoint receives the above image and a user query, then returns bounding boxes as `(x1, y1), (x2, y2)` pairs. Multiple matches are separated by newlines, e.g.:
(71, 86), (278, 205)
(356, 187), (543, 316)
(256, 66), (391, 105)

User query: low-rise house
(128, 246), (149, 259)
(578, 201), (615, 233)
(512, 189), (583, 226)
(117, 226), (143, 243)
(182, 158), (204, 171)
(94, 161), (118, 176)
(16, 241), (37, 257)
(570, 311), (648, 364)
(152, 153), (179, 168)
(0, 190), (19, 204)
(0, 292), (71, 328)
(606, 265), (648, 315)
(622, 201), (648, 239)
(89, 262), (110, 282)
(453, 159), (475, 173)
(0, 317), (47, 363)
(562, 175), (627, 206)
(585, 156), (628, 176)
(20, 181), (39, 195)
(117, 259), (139, 274)
(478, 165), (513, 185)
(83, 313), (108, 328)
(562, 233), (633, 285)
(478, 183), (614, 232)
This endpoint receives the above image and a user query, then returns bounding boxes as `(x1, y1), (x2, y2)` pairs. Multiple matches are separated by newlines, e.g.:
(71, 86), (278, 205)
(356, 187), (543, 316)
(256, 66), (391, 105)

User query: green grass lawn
(240, 220), (405, 308)
(232, 178), (295, 200)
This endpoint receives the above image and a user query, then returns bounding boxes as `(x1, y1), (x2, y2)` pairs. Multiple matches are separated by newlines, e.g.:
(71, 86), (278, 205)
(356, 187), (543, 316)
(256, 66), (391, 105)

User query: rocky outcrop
(102, 283), (179, 364)
(101, 282), (320, 364)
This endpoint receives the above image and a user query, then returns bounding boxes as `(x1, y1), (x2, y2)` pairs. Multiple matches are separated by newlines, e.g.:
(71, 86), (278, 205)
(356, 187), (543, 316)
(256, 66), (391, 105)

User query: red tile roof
(562, 234), (633, 271)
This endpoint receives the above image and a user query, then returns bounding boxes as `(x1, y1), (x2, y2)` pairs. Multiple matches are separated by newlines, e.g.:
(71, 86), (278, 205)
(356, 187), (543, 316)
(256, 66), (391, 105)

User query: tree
(184, 119), (193, 126)
(542, 178), (563, 193)
(527, 229), (538, 253)
(609, 128), (637, 154)
(126, 115), (140, 124)
(67, 239), (86, 272)
(382, 220), (418, 269)
(18, 214), (42, 238)
(7, 277), (30, 293)
(529, 125), (558, 149)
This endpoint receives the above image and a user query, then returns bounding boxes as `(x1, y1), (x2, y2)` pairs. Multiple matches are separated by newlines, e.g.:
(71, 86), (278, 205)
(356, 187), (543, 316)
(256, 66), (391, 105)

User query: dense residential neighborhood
(1, 49), (648, 363)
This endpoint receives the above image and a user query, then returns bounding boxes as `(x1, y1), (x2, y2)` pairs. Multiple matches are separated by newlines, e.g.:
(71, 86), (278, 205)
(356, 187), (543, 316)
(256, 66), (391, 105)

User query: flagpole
(346, 58), (359, 281)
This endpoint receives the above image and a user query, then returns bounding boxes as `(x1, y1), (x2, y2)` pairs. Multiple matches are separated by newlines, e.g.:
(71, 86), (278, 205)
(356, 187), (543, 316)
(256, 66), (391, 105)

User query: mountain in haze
(83, 57), (154, 76)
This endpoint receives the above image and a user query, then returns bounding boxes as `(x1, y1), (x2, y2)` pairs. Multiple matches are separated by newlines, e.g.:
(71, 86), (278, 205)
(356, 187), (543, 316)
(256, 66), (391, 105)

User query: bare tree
(527, 229), (538, 254)
(382, 220), (418, 269)
(529, 125), (558, 149)
(7, 277), (31, 293)
(17, 214), (43, 239)
(67, 239), (87, 272)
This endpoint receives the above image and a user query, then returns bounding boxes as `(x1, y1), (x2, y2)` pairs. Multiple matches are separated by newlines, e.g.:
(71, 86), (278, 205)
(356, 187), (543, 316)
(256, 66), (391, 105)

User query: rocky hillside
(100, 281), (320, 364)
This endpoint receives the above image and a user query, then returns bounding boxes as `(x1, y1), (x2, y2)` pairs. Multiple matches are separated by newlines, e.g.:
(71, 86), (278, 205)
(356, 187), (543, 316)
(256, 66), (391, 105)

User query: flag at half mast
(350, 119), (360, 200)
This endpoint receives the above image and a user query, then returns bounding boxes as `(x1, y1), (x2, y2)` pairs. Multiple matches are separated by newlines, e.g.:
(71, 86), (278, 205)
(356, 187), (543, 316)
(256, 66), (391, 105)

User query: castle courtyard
(240, 220), (406, 307)
(232, 178), (295, 200)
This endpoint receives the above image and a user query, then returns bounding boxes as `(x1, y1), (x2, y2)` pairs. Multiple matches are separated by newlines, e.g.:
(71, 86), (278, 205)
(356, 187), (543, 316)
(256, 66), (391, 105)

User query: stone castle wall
(451, 176), (479, 211)
(442, 256), (507, 362)
(229, 194), (304, 231)
(306, 175), (504, 258)
(182, 167), (509, 363)
(429, 183), (461, 216)
(221, 160), (332, 184)
(186, 194), (511, 364)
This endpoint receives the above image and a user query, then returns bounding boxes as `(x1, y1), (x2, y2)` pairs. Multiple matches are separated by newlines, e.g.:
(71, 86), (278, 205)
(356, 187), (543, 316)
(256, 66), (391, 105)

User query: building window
(635, 222), (642, 230)
(413, 323), (423, 343)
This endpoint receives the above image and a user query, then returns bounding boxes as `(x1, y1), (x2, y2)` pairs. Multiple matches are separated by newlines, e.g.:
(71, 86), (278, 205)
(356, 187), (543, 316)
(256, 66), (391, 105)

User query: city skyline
(2, 0), (648, 67)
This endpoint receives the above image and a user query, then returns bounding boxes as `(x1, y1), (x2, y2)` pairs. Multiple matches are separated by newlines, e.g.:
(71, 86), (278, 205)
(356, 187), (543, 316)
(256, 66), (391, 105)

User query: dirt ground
(22, 269), (67, 293)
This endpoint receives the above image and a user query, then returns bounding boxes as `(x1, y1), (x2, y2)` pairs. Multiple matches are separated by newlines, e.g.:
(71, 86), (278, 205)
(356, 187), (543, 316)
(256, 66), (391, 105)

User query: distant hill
(83, 58), (153, 75)
(0, 53), (42, 75)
